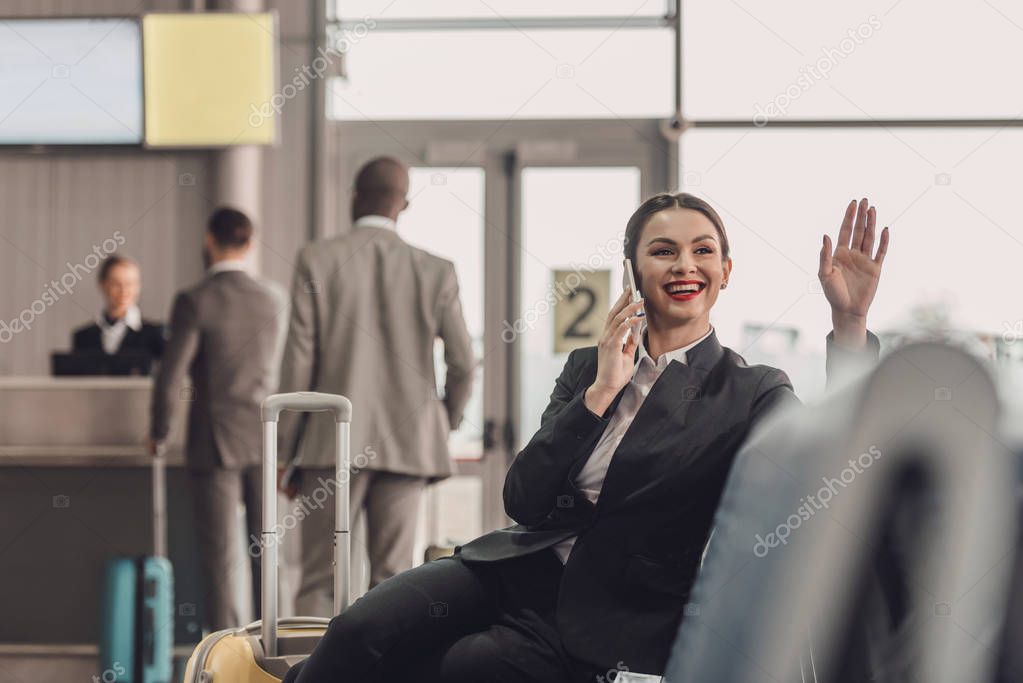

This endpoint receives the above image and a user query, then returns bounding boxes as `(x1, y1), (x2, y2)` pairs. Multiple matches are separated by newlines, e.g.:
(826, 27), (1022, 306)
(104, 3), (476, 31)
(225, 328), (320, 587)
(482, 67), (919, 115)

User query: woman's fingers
(873, 226), (890, 266)
(861, 205), (876, 254)
(614, 316), (639, 353)
(621, 335), (638, 360)
(609, 300), (645, 334)
(818, 234), (833, 278)
(850, 198), (868, 252)
(613, 288), (630, 311)
(836, 199), (857, 250)
(604, 288), (633, 332)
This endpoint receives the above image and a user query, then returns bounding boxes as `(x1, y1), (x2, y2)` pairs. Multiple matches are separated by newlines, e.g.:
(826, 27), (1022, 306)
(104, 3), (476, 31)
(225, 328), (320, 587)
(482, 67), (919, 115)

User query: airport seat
(665, 343), (1018, 683)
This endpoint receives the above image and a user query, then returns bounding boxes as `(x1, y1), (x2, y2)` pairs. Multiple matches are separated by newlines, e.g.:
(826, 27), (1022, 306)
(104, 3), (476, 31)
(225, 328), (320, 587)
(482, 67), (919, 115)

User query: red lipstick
(663, 279), (706, 302)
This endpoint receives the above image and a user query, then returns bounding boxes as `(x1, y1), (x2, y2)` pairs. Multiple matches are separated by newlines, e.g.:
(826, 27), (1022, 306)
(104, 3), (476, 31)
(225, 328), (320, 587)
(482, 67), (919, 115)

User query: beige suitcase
(181, 392), (352, 682)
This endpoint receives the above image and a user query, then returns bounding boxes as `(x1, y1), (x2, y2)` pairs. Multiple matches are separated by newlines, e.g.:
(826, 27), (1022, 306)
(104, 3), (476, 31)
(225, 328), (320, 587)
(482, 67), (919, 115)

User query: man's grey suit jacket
(277, 225), (476, 480)
(150, 270), (285, 470)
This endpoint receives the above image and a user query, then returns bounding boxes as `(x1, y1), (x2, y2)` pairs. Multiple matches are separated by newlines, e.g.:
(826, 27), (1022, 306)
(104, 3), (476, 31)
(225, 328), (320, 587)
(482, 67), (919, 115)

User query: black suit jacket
(72, 319), (166, 358)
(457, 329), (880, 673)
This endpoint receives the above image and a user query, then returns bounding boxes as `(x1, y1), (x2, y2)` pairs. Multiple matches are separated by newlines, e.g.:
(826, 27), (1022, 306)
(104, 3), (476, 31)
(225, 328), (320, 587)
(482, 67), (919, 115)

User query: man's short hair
(207, 207), (253, 249)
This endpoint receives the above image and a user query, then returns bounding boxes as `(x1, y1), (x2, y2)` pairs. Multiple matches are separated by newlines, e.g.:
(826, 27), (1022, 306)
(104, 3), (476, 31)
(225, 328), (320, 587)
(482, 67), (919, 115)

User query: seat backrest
(665, 343), (1017, 683)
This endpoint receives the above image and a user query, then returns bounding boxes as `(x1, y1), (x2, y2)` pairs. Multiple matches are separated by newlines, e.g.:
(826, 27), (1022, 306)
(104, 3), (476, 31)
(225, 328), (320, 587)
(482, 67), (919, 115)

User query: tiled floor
(0, 648), (192, 683)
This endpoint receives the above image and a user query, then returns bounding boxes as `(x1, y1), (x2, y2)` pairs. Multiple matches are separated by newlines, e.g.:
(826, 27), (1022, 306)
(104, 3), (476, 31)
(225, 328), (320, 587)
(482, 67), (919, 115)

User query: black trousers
(283, 550), (606, 683)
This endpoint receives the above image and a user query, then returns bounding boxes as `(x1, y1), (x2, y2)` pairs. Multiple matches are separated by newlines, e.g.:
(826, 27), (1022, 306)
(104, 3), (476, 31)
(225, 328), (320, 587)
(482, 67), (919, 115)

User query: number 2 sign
(553, 269), (609, 354)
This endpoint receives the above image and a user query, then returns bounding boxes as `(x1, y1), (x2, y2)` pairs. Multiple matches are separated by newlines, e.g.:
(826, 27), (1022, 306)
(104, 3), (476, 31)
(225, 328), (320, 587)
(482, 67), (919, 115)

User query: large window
(327, 2), (675, 120)
(327, 3), (1023, 394)
(683, 1), (1023, 120)
(327, 29), (673, 120)
(331, 0), (669, 20)
(682, 127), (1023, 394)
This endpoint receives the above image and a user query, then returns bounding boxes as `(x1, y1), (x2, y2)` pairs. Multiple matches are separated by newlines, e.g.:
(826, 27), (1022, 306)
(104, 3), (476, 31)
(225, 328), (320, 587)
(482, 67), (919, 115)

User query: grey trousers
(294, 467), (427, 617)
(188, 466), (262, 633)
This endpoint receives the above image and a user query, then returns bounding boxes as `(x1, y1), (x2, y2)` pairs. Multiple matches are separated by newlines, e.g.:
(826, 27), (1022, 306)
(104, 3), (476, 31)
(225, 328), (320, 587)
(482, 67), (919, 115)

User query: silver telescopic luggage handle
(261, 392), (353, 423)
(152, 443), (167, 559)
(260, 392), (353, 658)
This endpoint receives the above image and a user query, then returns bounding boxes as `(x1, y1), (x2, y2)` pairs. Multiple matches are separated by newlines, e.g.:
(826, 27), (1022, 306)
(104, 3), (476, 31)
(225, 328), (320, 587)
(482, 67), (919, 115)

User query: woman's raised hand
(585, 288), (644, 415)
(818, 198), (889, 346)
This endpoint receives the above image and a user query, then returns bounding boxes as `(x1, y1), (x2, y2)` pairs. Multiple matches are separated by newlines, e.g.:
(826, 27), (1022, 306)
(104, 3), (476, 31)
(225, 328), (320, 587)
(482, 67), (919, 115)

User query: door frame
(329, 118), (675, 532)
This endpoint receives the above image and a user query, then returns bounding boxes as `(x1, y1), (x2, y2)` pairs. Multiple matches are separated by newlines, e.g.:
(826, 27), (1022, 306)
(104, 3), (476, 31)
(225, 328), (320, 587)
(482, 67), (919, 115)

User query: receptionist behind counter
(64, 254), (165, 373)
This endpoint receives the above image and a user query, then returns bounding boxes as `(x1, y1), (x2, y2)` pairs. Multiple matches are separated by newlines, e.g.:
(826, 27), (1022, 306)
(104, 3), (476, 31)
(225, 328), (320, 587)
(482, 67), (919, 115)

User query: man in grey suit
(278, 156), (476, 616)
(149, 207), (285, 632)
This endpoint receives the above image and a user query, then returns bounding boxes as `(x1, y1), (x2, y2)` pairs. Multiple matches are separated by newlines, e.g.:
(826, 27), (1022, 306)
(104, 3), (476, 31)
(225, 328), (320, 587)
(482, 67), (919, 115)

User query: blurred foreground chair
(993, 390), (1023, 682)
(665, 343), (1018, 683)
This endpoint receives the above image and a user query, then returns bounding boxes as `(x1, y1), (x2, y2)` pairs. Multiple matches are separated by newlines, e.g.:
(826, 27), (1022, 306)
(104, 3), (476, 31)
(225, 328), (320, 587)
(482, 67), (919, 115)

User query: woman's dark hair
(623, 192), (731, 265)
(97, 254), (137, 283)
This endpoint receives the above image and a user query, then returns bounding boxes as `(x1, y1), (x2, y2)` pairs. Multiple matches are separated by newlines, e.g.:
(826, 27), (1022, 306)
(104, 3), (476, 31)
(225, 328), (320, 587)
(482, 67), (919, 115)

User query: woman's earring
(721, 282), (728, 290)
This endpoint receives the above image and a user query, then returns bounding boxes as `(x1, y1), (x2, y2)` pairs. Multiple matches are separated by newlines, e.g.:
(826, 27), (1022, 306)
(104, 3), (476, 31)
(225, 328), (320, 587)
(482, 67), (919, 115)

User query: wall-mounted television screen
(0, 18), (144, 145)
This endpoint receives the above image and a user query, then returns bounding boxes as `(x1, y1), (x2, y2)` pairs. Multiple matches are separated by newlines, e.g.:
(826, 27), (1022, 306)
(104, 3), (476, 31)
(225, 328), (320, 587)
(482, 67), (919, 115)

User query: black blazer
(457, 329), (879, 674)
(72, 319), (166, 358)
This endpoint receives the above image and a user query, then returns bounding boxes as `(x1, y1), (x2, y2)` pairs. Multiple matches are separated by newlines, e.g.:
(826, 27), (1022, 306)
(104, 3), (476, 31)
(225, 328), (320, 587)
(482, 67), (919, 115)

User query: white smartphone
(623, 258), (642, 304)
(623, 258), (644, 343)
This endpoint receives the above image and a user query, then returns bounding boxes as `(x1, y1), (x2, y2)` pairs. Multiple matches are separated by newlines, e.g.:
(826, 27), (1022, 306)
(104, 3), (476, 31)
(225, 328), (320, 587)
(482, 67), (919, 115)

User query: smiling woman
(623, 194), (733, 360)
(582, 192), (888, 422)
(281, 191), (888, 683)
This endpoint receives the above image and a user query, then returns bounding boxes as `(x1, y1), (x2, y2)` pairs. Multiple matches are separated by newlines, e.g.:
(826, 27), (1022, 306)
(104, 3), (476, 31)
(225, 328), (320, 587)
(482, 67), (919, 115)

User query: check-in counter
(0, 377), (203, 647)
(0, 376), (185, 462)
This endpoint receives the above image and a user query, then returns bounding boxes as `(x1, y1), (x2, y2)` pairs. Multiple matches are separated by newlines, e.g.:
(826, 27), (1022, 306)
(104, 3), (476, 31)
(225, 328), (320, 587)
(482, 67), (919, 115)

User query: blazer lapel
(595, 330), (726, 511)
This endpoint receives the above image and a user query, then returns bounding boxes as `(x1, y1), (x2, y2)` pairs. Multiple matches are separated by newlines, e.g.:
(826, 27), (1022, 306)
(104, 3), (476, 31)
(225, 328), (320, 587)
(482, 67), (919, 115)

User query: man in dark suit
(72, 254), (165, 359)
(284, 195), (889, 682)
(149, 207), (285, 632)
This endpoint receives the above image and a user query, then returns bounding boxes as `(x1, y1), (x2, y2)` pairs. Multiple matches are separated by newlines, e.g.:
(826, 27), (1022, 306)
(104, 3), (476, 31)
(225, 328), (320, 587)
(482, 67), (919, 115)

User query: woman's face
(634, 207), (732, 328)
(100, 262), (140, 318)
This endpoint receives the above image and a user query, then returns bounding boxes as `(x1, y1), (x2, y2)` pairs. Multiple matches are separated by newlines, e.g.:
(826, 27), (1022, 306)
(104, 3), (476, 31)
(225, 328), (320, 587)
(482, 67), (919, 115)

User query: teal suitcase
(99, 452), (174, 683)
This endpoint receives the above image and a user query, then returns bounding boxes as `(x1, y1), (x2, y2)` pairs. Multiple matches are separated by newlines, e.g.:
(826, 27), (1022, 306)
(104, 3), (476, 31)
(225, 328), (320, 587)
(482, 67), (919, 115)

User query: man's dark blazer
(72, 319), (166, 358)
(457, 329), (880, 674)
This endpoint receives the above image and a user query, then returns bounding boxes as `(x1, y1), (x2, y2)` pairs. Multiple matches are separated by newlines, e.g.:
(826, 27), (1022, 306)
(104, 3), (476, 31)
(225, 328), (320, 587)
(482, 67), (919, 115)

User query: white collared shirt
(552, 323), (715, 564)
(353, 214), (397, 231)
(206, 258), (250, 276)
(97, 305), (142, 354)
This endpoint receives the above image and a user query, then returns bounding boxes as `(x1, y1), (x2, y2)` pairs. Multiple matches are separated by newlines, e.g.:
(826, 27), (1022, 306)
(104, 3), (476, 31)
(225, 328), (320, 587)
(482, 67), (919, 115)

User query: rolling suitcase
(99, 448), (175, 683)
(181, 392), (353, 682)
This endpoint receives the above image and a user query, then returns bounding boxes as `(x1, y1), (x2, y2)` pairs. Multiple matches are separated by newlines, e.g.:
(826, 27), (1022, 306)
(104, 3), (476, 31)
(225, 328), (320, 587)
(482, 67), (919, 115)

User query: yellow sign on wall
(143, 13), (277, 147)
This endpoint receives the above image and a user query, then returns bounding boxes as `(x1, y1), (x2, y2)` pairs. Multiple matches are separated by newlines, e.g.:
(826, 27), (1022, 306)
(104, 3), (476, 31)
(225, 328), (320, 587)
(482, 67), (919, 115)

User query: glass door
(333, 118), (671, 555)
(514, 166), (642, 449)
(394, 166), (488, 558)
(396, 166), (486, 464)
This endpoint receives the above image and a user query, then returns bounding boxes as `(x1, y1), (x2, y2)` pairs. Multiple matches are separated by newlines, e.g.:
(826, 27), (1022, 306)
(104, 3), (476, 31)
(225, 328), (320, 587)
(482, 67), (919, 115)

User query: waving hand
(819, 198), (889, 347)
